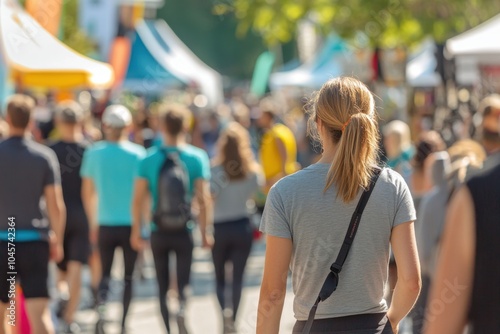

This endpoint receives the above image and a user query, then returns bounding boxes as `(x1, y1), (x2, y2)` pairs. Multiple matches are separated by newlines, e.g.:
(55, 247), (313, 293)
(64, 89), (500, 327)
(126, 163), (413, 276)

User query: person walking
(383, 120), (414, 182)
(131, 104), (212, 334)
(49, 101), (90, 333)
(210, 122), (263, 333)
(256, 98), (297, 192)
(0, 95), (66, 334)
(476, 94), (500, 170)
(257, 77), (421, 334)
(424, 95), (500, 334)
(81, 105), (146, 333)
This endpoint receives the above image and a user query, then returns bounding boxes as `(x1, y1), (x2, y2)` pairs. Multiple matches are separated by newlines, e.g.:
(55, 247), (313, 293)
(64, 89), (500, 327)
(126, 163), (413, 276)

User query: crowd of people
(0, 79), (499, 334)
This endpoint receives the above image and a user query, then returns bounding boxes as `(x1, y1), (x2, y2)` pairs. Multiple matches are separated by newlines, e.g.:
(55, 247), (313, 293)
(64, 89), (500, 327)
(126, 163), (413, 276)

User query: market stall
(0, 0), (114, 92)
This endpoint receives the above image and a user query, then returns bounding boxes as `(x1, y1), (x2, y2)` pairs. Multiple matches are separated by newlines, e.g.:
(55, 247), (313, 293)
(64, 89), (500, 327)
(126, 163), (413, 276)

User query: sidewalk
(68, 240), (296, 334)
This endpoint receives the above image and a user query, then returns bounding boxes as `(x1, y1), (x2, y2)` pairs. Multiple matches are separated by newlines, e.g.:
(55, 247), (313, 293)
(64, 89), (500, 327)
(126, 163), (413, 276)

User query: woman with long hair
(257, 77), (421, 334)
(211, 122), (263, 333)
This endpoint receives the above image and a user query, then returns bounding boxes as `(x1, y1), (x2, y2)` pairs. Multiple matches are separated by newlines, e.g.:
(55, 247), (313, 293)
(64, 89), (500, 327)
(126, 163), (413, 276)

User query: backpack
(153, 151), (191, 231)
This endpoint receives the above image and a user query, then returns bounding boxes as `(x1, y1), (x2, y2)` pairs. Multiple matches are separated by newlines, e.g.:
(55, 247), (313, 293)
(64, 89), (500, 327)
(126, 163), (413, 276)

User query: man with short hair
(81, 105), (146, 332)
(477, 94), (500, 170)
(131, 104), (212, 334)
(49, 101), (90, 333)
(0, 94), (66, 334)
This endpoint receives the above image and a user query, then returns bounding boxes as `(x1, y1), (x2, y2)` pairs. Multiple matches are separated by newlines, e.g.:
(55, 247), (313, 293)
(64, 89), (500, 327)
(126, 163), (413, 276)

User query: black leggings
(151, 229), (194, 333)
(98, 226), (138, 327)
(212, 217), (253, 321)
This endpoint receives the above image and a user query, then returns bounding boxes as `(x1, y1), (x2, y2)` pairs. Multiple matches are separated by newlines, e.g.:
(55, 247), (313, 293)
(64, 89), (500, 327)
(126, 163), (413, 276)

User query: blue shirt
(138, 145), (210, 212)
(80, 141), (146, 226)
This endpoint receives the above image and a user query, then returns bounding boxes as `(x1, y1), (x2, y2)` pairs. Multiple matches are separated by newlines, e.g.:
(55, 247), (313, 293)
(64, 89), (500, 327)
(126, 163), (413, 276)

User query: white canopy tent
(0, 0), (114, 89)
(447, 14), (500, 85)
(406, 39), (441, 87)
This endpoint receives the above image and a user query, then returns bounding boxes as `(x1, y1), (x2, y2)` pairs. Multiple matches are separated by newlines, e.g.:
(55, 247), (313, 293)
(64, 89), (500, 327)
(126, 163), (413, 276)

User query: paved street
(53, 236), (411, 334)
(63, 239), (295, 334)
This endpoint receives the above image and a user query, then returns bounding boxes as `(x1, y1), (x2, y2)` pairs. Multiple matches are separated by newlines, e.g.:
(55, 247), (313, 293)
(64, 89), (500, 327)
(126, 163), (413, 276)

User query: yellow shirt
(260, 123), (297, 180)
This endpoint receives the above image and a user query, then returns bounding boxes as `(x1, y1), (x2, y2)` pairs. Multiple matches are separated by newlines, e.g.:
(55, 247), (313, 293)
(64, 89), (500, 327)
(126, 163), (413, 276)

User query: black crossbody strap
(302, 168), (382, 334)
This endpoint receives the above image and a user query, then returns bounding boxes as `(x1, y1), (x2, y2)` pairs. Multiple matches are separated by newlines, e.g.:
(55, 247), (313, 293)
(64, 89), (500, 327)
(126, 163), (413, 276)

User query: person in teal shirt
(138, 144), (210, 209)
(131, 104), (212, 334)
(81, 105), (146, 332)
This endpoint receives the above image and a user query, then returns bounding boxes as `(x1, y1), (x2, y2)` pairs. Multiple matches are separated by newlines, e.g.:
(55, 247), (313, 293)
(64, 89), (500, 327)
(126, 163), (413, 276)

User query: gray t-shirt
(211, 165), (262, 222)
(260, 164), (415, 320)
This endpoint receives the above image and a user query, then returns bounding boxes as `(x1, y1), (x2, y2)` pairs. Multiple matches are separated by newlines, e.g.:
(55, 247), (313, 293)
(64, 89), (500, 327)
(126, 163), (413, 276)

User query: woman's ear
(316, 117), (325, 139)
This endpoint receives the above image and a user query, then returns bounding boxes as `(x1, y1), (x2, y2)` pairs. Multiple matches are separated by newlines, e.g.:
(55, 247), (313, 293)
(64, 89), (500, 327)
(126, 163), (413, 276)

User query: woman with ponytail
(257, 77), (421, 334)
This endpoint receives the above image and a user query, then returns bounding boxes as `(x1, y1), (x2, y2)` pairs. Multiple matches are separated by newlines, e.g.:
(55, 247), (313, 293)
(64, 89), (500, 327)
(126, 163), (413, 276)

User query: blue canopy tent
(270, 35), (373, 89)
(270, 35), (345, 89)
(123, 23), (183, 93)
(123, 20), (223, 107)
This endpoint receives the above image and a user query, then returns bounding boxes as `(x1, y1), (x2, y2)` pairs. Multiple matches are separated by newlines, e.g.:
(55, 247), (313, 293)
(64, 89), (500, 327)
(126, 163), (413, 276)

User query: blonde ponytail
(308, 77), (380, 203)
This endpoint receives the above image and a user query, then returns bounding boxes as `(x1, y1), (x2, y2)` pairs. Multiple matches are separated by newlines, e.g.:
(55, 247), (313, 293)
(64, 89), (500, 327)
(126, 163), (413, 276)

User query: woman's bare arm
(388, 221), (422, 333)
(257, 235), (292, 334)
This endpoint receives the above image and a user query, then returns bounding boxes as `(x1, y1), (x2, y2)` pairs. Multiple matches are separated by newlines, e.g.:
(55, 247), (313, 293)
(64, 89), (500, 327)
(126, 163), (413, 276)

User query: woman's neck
(317, 141), (337, 164)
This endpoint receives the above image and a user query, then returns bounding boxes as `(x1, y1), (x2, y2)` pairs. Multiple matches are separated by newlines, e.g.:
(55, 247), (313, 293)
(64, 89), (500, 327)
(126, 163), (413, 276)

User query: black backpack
(153, 151), (191, 231)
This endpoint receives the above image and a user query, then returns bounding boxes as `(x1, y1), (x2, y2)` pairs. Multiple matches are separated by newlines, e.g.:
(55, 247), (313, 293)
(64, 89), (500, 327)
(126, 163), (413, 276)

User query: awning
(270, 34), (373, 89)
(446, 14), (500, 85)
(124, 20), (223, 107)
(122, 22), (185, 93)
(270, 35), (346, 89)
(0, 0), (114, 89)
(406, 39), (441, 87)
(447, 14), (500, 57)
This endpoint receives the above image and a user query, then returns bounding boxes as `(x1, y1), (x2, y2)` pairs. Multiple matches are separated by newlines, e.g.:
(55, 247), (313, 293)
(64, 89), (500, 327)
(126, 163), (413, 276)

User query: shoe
(223, 314), (237, 334)
(95, 303), (107, 321)
(60, 321), (81, 334)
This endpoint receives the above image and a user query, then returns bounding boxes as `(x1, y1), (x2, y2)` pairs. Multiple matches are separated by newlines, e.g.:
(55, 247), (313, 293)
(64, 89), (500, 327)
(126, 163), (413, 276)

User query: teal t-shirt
(138, 145), (211, 212)
(80, 141), (146, 226)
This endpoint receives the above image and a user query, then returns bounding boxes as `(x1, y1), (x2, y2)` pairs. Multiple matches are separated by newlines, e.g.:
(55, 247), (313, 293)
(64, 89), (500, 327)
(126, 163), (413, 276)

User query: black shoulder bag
(302, 168), (382, 334)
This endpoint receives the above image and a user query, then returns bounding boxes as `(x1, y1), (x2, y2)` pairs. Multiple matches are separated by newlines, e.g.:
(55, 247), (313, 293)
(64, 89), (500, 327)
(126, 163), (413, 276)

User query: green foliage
(157, 0), (270, 79)
(222, 0), (500, 47)
(60, 0), (96, 56)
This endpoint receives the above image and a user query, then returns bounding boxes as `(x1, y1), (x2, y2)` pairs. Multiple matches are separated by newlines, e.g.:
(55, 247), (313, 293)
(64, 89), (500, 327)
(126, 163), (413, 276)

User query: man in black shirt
(49, 101), (90, 333)
(0, 95), (66, 334)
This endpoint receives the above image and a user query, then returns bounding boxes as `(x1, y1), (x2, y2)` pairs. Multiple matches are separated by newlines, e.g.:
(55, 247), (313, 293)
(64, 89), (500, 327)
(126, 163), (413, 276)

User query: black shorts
(0, 241), (50, 303)
(57, 208), (90, 271)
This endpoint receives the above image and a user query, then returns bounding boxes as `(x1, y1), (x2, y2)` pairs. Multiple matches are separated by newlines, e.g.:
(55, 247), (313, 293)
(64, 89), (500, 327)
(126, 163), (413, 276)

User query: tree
(59, 0), (96, 56)
(157, 0), (268, 79)
(219, 0), (500, 48)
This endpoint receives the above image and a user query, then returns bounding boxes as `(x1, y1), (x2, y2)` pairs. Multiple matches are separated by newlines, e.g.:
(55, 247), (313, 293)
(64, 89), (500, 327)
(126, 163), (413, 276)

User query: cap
(102, 105), (132, 128)
(56, 101), (84, 124)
